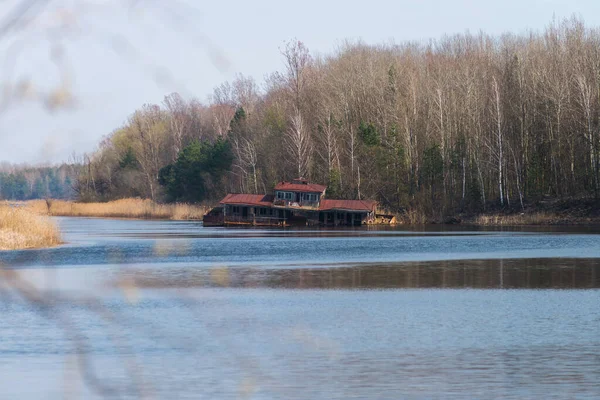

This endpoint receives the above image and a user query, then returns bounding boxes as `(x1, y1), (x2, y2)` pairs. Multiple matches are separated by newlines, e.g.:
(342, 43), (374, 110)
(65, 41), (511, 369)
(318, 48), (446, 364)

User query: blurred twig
(0, 266), (152, 399)
(0, 0), (53, 37)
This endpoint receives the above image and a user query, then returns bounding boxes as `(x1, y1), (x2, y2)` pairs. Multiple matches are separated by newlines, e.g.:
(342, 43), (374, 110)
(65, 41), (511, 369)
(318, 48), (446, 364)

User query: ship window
(232, 206), (240, 214)
(285, 192), (292, 200)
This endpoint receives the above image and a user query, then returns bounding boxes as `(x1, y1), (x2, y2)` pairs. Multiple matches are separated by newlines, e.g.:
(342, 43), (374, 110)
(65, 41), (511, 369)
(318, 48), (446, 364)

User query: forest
(75, 18), (600, 219)
(0, 164), (78, 201)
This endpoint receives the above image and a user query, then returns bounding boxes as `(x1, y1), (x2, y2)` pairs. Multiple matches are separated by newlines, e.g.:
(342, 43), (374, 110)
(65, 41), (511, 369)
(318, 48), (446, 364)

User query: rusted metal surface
(219, 194), (274, 207)
(274, 182), (327, 193)
(272, 199), (319, 210)
(202, 214), (224, 226)
(221, 194), (376, 213)
(319, 199), (377, 212)
(202, 206), (224, 226)
(223, 216), (284, 227)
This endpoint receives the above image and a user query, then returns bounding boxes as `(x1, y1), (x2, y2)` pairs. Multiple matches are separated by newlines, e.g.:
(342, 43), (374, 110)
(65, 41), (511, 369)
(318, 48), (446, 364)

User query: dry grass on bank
(472, 212), (559, 226)
(396, 208), (566, 226)
(0, 203), (62, 250)
(402, 209), (428, 225)
(27, 198), (210, 220)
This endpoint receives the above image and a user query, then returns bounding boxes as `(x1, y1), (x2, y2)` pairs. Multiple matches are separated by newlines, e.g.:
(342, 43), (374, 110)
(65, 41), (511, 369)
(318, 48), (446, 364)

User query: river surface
(1, 217), (600, 399)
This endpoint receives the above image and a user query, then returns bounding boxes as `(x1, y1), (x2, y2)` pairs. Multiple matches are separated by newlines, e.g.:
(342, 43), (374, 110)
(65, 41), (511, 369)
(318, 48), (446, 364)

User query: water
(1, 218), (600, 399)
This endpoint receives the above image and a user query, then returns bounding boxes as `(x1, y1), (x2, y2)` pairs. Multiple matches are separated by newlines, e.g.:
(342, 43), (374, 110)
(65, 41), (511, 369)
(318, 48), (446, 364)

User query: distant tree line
(77, 18), (600, 218)
(0, 164), (78, 200)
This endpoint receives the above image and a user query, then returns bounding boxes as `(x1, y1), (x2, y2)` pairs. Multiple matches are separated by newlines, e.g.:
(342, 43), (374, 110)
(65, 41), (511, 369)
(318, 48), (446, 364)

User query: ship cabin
(273, 178), (326, 209)
(215, 178), (376, 227)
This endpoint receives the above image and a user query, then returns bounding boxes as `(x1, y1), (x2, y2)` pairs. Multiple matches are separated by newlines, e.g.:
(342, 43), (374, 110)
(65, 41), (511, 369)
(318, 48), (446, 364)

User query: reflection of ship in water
(125, 258), (600, 290)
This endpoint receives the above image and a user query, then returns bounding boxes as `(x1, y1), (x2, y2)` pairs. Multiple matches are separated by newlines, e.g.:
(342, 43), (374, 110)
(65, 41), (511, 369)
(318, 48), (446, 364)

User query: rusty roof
(319, 199), (377, 212)
(274, 181), (327, 193)
(220, 191), (376, 212)
(220, 193), (274, 207)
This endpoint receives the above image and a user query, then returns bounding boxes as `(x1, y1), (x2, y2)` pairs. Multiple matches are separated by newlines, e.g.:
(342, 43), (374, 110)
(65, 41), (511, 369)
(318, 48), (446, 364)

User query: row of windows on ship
(275, 192), (319, 202)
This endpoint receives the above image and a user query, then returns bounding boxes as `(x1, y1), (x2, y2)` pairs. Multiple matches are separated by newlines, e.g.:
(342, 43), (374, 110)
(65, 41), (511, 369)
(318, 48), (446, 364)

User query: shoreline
(455, 198), (600, 227)
(0, 240), (64, 252)
(14, 197), (600, 228)
(25, 199), (209, 221)
(47, 212), (600, 227)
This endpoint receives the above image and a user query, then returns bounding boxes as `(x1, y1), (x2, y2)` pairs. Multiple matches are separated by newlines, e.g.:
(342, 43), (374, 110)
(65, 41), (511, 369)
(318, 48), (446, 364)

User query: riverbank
(447, 197), (600, 226)
(17, 196), (600, 227)
(27, 198), (210, 220)
(0, 203), (62, 250)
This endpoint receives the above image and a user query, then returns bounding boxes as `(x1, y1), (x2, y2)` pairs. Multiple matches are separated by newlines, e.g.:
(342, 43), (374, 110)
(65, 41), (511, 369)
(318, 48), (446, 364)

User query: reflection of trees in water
(0, 267), (150, 398)
(124, 259), (600, 290)
(3, 252), (600, 397)
(0, 263), (344, 399)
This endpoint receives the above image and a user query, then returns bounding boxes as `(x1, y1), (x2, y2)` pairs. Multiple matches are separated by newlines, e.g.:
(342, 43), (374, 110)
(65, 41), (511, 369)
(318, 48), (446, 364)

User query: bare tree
(286, 111), (311, 178)
(316, 111), (339, 180)
(281, 40), (311, 112)
(491, 76), (505, 206)
(233, 137), (259, 193)
(163, 92), (190, 161)
(131, 105), (167, 200)
(232, 74), (260, 115)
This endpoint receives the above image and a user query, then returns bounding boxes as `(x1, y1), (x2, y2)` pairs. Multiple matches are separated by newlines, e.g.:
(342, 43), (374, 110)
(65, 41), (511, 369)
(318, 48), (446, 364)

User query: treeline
(79, 18), (600, 217)
(0, 164), (78, 200)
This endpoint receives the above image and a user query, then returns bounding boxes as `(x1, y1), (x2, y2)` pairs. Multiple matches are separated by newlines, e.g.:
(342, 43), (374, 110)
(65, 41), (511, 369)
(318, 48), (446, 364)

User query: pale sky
(0, 0), (599, 164)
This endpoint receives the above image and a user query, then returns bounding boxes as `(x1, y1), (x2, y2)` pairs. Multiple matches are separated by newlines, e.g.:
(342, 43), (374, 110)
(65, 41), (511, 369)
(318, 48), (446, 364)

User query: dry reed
(27, 198), (210, 220)
(472, 212), (555, 226)
(0, 203), (62, 250)
(404, 208), (428, 225)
